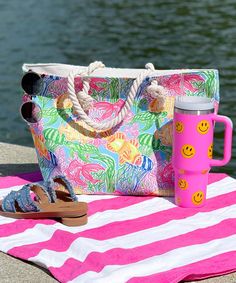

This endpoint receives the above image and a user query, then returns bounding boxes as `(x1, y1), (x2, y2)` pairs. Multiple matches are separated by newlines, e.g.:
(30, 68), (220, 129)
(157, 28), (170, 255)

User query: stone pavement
(0, 142), (235, 283)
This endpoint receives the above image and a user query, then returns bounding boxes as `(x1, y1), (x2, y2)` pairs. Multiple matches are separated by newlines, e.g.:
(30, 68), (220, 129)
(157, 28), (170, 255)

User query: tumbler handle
(210, 114), (233, 167)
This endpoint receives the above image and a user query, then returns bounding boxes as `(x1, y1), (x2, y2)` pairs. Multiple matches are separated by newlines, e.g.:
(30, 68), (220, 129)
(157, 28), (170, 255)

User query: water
(0, 0), (235, 177)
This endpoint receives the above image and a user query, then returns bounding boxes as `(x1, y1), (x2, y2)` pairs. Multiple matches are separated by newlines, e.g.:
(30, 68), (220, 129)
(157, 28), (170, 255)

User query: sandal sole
(61, 214), (88, 226)
(0, 201), (88, 226)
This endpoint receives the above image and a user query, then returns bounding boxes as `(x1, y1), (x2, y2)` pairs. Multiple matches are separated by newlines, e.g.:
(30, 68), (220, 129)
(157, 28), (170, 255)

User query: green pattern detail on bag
(90, 153), (115, 193)
(24, 69), (219, 196)
(131, 112), (158, 131)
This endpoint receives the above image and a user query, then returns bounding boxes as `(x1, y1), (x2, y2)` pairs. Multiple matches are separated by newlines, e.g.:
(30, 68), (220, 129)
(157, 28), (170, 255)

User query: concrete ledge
(0, 143), (235, 282)
(0, 142), (39, 176)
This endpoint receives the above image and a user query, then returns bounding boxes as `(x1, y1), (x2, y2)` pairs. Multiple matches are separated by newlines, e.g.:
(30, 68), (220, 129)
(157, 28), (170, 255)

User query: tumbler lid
(175, 96), (214, 111)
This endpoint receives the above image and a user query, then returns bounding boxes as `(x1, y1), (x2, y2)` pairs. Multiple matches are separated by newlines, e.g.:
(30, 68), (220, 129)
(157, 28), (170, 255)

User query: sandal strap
(16, 185), (41, 212)
(2, 182), (54, 213)
(52, 175), (77, 202)
(2, 185), (40, 213)
(44, 182), (57, 203)
(2, 191), (18, 213)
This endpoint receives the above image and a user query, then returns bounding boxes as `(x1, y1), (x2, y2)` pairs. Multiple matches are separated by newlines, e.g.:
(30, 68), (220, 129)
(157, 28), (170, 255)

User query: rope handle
(68, 61), (165, 131)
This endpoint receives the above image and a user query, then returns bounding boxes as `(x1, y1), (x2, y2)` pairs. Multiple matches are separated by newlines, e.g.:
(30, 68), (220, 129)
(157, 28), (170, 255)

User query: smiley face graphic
(178, 179), (188, 190)
(192, 191), (204, 205)
(181, 144), (196, 158)
(175, 121), (184, 133)
(201, 169), (209, 174)
(208, 143), (213, 159)
(197, 120), (210, 134)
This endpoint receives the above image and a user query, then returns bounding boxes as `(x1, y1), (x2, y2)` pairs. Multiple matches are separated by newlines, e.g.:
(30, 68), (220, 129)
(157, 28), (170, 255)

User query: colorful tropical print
(26, 71), (219, 195)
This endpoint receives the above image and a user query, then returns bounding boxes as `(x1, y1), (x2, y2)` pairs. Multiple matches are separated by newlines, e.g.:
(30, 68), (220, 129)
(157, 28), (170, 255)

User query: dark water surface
(0, 0), (235, 176)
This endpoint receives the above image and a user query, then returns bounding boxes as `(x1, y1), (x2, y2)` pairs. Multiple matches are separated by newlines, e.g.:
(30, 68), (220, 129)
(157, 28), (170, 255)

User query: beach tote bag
(20, 62), (219, 196)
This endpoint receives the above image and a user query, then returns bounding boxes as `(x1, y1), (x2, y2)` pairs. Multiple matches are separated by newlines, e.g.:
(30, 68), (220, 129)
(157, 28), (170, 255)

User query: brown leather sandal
(0, 176), (88, 226)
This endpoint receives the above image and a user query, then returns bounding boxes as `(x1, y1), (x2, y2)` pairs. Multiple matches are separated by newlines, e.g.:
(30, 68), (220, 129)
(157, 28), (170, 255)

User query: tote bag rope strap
(68, 61), (165, 131)
(68, 61), (106, 112)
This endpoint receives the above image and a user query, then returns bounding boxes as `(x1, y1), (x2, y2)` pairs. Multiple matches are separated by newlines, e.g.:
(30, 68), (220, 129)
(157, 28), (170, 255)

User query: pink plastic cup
(172, 96), (233, 208)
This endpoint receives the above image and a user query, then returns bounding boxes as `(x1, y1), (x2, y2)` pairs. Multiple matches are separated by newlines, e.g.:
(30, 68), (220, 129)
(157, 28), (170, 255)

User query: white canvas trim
(22, 63), (217, 78)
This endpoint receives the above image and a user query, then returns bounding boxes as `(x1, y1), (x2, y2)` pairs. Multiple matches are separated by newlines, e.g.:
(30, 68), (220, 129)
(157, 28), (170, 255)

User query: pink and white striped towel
(0, 172), (236, 283)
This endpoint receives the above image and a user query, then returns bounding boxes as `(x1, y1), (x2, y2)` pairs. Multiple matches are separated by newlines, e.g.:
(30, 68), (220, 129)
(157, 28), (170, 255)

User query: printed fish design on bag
(117, 155), (154, 193)
(59, 121), (97, 142)
(31, 129), (50, 160)
(139, 155), (153, 171)
(131, 112), (158, 131)
(138, 133), (160, 151)
(41, 75), (60, 97)
(65, 160), (105, 187)
(43, 128), (66, 145)
(156, 162), (174, 189)
(106, 132), (141, 165)
(49, 151), (57, 166)
(47, 77), (68, 98)
(138, 132), (172, 161)
(89, 77), (107, 93)
(89, 99), (125, 122)
(38, 155), (58, 181)
(43, 128), (68, 153)
(59, 124), (80, 142)
(160, 74), (204, 95)
(154, 122), (173, 146)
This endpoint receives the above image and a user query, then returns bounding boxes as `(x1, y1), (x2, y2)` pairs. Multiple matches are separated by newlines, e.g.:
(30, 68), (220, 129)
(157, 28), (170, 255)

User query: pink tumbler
(172, 96), (233, 208)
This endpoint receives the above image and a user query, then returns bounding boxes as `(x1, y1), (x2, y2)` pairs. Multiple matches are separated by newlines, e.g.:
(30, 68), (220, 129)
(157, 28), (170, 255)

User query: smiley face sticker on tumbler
(175, 121), (184, 133)
(192, 191), (204, 206)
(181, 144), (196, 158)
(178, 179), (188, 190)
(208, 143), (213, 159)
(197, 120), (210, 134)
